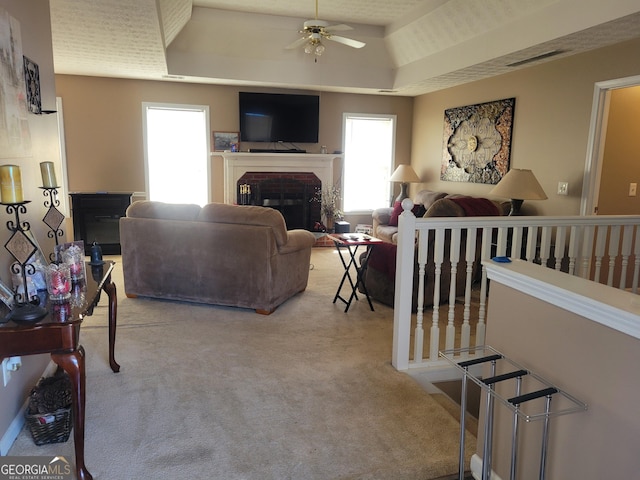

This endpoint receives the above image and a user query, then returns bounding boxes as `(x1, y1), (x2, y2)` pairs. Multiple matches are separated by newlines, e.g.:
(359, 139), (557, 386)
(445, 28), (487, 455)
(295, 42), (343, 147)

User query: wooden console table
(0, 261), (119, 480)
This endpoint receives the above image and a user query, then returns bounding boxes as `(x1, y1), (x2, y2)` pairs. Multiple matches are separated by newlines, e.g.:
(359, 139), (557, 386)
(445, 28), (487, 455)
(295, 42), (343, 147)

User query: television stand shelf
(248, 148), (306, 153)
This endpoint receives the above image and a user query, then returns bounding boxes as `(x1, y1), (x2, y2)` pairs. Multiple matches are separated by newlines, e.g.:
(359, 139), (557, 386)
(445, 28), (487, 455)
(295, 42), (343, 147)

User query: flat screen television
(239, 92), (319, 143)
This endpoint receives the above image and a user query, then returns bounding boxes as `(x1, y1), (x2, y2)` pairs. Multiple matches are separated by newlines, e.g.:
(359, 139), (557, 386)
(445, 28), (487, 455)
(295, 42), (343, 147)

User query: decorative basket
(25, 407), (72, 446)
(25, 372), (73, 446)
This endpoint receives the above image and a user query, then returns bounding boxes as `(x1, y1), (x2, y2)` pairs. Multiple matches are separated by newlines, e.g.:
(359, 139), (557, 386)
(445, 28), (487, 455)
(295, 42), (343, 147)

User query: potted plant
(313, 184), (343, 232)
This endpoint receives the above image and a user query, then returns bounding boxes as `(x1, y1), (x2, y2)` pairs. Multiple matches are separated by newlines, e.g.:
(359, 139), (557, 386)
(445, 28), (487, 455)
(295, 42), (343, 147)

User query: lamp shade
(390, 165), (420, 183)
(490, 169), (547, 200)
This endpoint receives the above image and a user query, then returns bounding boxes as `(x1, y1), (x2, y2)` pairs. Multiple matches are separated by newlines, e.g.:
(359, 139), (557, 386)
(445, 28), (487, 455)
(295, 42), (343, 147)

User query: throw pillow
(388, 202), (403, 226)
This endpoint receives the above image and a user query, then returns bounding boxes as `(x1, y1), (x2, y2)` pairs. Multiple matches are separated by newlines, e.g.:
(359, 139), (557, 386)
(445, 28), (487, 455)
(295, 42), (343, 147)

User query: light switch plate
(557, 181), (568, 196)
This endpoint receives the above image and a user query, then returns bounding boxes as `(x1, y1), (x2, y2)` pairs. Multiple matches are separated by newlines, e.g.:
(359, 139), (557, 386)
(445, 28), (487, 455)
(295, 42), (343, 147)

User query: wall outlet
(557, 181), (569, 196)
(629, 182), (637, 197)
(2, 357), (22, 386)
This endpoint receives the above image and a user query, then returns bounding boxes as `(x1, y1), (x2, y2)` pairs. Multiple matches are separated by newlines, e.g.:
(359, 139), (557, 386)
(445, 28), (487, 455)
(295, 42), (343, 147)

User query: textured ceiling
(49, 0), (640, 96)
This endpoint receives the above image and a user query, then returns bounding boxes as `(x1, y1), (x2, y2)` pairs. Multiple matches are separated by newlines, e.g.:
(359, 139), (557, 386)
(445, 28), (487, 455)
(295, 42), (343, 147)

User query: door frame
(581, 74), (640, 215)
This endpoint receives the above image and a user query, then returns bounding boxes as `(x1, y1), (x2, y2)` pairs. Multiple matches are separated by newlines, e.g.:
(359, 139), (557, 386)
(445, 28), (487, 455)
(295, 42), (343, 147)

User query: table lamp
(490, 168), (547, 215)
(390, 165), (421, 203)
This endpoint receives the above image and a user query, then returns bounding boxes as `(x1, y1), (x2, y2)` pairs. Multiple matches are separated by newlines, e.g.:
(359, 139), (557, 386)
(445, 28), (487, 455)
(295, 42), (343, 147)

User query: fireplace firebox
(237, 172), (321, 230)
(70, 193), (132, 254)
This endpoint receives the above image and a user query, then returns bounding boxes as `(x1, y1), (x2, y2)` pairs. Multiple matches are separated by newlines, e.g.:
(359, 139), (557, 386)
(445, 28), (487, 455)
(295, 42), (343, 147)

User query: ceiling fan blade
(326, 35), (366, 49)
(324, 24), (353, 32)
(285, 36), (310, 50)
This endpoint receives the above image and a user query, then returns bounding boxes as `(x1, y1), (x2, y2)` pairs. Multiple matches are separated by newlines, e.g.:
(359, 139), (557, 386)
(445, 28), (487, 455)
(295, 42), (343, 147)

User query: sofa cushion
(449, 197), (500, 216)
(126, 201), (202, 221)
(424, 198), (466, 218)
(413, 190), (448, 209)
(198, 203), (288, 247)
(425, 197), (502, 218)
(388, 201), (428, 226)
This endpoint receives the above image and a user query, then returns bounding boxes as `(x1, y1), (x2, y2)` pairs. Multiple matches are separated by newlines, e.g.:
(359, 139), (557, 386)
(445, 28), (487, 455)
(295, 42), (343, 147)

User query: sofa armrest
(279, 229), (317, 254)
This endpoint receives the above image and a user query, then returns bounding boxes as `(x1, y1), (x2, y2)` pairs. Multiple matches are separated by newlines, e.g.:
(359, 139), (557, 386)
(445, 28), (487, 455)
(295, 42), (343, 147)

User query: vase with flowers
(313, 184), (343, 233)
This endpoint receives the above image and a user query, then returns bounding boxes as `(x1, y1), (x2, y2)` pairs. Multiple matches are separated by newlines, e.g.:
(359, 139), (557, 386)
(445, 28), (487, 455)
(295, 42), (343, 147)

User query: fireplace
(237, 172), (321, 230)
(221, 152), (338, 230)
(70, 192), (133, 254)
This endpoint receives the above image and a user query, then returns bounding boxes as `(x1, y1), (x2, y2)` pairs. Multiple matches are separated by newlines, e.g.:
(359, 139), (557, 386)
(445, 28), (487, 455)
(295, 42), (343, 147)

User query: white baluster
(580, 225), (595, 279)
(632, 226), (640, 294)
(567, 226), (581, 275)
(430, 228), (445, 361)
(496, 227), (508, 257)
(461, 228), (478, 356)
(511, 226), (524, 260)
(619, 225), (634, 290)
(476, 227), (493, 347)
(526, 226), (538, 262)
(607, 226), (621, 287)
(539, 226), (552, 267)
(446, 228), (461, 351)
(414, 232), (429, 363)
(554, 226), (567, 271)
(593, 226), (608, 283)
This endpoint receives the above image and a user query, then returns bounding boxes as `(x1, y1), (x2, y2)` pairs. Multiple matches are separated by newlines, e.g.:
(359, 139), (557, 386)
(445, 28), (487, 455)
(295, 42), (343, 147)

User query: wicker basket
(25, 407), (72, 446)
(25, 372), (73, 446)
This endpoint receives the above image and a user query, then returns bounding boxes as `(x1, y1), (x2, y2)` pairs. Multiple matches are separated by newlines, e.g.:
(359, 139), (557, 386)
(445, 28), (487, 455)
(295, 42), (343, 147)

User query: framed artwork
(440, 97), (515, 184)
(213, 131), (239, 152)
(23, 55), (41, 114)
(0, 7), (31, 157)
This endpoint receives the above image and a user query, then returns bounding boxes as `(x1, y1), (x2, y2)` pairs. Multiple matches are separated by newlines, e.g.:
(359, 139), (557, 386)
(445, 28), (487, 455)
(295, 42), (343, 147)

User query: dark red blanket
(449, 197), (499, 216)
(367, 242), (397, 280)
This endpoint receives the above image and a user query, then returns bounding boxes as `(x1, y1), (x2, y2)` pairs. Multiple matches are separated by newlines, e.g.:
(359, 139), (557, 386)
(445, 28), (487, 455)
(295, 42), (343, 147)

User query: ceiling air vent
(507, 49), (566, 67)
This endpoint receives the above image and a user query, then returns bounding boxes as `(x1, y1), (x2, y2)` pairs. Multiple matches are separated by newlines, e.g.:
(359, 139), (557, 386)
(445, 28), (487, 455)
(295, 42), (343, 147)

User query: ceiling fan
(285, 0), (366, 57)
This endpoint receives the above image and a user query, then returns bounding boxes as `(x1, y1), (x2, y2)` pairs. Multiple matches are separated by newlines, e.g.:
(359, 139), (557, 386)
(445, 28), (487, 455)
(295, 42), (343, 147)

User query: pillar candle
(0, 165), (23, 204)
(40, 161), (57, 188)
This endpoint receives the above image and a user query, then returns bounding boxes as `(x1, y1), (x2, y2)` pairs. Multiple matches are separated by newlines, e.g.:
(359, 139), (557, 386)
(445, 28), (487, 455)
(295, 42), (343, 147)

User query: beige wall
(56, 37), (640, 220)
(0, 0), (61, 452)
(483, 281), (640, 479)
(54, 76), (413, 207)
(410, 37), (640, 216)
(598, 85), (640, 215)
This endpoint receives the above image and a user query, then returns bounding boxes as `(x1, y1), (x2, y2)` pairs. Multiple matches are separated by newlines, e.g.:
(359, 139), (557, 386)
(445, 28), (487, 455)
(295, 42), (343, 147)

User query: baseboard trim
(0, 361), (58, 455)
(470, 454), (503, 480)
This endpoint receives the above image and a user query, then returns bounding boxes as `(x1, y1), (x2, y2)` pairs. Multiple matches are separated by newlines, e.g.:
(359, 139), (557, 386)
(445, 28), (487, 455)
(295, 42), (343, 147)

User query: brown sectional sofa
(119, 201), (316, 314)
(364, 190), (508, 309)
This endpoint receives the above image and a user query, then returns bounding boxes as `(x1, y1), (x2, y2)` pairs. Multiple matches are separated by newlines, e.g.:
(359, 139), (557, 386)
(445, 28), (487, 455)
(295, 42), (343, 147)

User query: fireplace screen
(237, 172), (321, 231)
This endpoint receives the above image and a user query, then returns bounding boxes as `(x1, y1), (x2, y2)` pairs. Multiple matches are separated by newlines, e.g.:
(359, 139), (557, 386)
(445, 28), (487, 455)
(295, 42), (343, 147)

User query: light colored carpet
(9, 248), (475, 479)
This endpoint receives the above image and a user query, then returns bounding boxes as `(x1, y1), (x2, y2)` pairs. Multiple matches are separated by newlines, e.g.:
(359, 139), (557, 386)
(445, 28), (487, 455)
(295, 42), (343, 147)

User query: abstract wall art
(440, 97), (515, 184)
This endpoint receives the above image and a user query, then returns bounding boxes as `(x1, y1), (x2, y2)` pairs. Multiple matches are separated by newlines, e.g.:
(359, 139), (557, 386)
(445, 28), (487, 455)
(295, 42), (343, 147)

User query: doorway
(581, 75), (640, 215)
(143, 103), (210, 206)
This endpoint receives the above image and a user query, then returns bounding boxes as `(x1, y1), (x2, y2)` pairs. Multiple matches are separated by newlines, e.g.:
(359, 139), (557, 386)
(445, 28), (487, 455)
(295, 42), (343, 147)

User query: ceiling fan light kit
(286, 0), (366, 57)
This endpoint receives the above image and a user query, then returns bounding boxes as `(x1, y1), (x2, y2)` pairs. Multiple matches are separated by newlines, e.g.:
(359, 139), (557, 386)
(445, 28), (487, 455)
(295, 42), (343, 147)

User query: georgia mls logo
(0, 455), (72, 480)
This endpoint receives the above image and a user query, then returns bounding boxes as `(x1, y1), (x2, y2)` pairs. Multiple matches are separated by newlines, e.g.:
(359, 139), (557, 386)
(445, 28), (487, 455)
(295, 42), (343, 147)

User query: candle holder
(40, 186), (65, 262)
(2, 201), (48, 322)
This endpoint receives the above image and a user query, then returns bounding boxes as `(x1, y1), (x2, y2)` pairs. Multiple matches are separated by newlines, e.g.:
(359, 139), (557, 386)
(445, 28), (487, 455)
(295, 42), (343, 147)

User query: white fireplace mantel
(219, 152), (339, 204)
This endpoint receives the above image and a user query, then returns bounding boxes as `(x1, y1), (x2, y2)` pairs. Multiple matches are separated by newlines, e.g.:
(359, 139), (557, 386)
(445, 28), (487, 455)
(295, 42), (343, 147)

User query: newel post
(392, 198), (416, 371)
